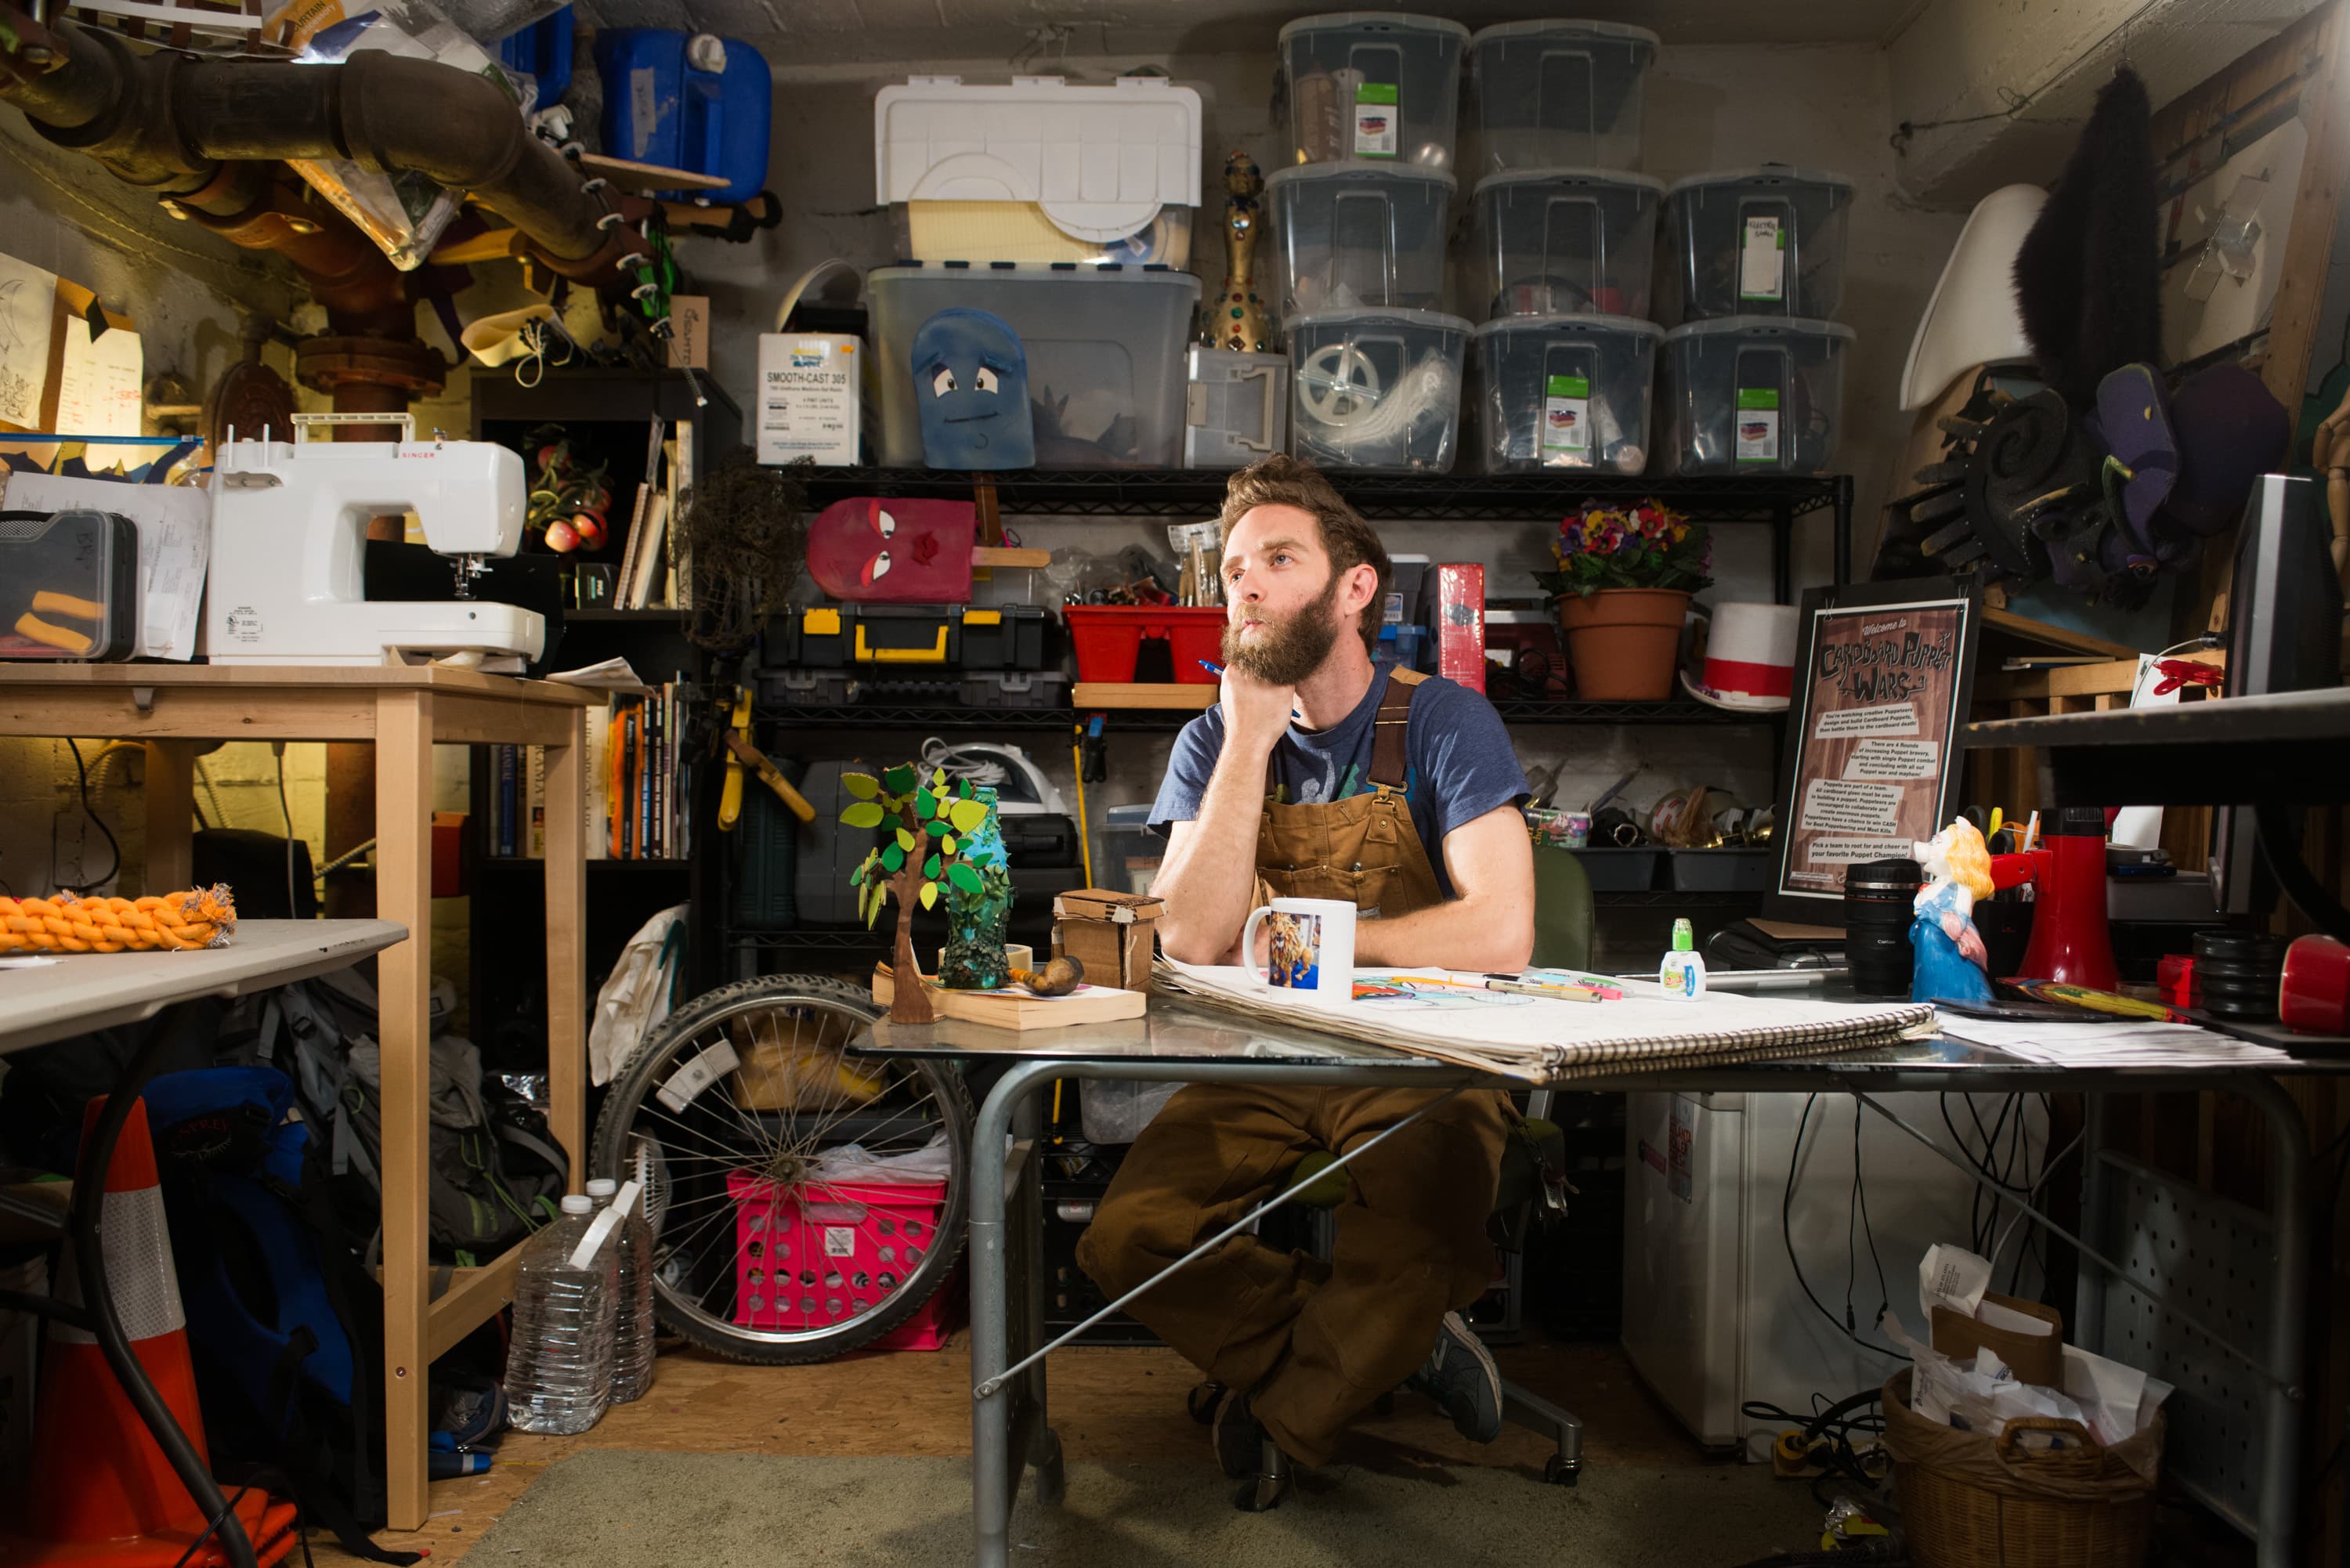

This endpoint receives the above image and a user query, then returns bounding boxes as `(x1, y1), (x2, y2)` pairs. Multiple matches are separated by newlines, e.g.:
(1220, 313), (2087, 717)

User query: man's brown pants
(1074, 1082), (1511, 1465)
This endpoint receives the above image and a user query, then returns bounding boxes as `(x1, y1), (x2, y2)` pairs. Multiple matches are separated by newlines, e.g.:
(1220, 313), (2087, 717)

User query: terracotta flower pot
(1555, 588), (1690, 701)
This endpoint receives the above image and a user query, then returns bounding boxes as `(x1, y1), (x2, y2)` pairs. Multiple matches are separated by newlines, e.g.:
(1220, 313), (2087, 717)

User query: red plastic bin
(728, 1170), (961, 1351)
(1064, 605), (1227, 684)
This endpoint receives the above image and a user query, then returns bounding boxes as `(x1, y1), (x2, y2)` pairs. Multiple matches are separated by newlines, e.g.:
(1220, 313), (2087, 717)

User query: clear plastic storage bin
(1265, 164), (1454, 320)
(1662, 165), (1855, 323)
(1469, 20), (1658, 174)
(1288, 307), (1470, 472)
(866, 262), (1201, 468)
(1470, 168), (1661, 320)
(1278, 12), (1470, 169)
(1657, 316), (1854, 475)
(1468, 313), (1660, 475)
(1185, 348), (1290, 470)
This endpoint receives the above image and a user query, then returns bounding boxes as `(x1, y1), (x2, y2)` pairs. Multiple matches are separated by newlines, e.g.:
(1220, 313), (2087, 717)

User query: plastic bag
(804, 1131), (951, 1186)
(265, 0), (529, 269)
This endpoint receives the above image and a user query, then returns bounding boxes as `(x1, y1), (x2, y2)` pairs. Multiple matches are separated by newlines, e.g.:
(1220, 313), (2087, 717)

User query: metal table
(860, 995), (2350, 1568)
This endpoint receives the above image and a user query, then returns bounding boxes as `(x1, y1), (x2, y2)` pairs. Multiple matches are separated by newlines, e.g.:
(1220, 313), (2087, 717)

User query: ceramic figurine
(1210, 151), (1269, 354)
(1910, 818), (1997, 1005)
(911, 308), (1034, 470)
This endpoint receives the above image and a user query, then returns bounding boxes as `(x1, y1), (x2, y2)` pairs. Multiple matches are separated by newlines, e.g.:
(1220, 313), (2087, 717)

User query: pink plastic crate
(728, 1171), (961, 1351)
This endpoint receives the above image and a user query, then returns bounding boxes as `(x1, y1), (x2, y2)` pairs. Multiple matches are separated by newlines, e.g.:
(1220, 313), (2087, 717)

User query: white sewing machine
(204, 414), (546, 666)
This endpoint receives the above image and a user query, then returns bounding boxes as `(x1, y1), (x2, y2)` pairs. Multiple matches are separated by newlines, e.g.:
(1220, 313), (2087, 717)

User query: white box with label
(756, 332), (866, 466)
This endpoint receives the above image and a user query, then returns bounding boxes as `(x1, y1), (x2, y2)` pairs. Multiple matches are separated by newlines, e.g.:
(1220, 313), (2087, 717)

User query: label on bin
(1541, 374), (1591, 457)
(1354, 81), (1399, 157)
(1740, 215), (1787, 302)
(1735, 388), (1781, 464)
(824, 1227), (858, 1259)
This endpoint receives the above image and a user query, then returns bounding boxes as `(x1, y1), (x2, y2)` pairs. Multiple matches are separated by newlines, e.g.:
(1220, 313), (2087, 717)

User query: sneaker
(1404, 1310), (1503, 1443)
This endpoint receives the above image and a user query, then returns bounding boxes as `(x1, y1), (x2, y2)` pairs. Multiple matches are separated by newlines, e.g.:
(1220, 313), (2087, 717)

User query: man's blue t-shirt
(1148, 663), (1531, 901)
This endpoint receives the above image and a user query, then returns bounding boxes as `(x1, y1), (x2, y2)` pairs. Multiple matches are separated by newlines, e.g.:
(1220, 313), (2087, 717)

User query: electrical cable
(69, 1021), (261, 1568)
(1784, 1095), (1907, 1361)
(1854, 1104), (1892, 1331)
(167, 1484), (252, 1568)
(62, 739), (121, 894)
(272, 742), (298, 919)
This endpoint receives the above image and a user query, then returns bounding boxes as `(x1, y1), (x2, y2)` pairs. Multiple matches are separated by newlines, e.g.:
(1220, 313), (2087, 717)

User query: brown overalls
(1075, 669), (1513, 1465)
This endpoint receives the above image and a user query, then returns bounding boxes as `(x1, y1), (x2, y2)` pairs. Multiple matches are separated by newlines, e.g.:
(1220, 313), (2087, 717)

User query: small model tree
(843, 764), (993, 1024)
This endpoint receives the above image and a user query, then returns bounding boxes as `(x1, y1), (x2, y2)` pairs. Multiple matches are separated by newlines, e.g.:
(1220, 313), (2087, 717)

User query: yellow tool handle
(718, 691), (753, 833)
(14, 612), (94, 656)
(31, 590), (103, 621)
(723, 732), (816, 822)
(855, 623), (950, 664)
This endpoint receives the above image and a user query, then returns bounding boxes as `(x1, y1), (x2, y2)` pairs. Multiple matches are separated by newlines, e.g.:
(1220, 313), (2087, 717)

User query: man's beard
(1223, 571), (1345, 687)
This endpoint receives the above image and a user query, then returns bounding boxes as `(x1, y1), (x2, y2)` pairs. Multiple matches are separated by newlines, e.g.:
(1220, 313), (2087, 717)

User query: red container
(2016, 814), (2118, 992)
(729, 1171), (960, 1350)
(1065, 605), (1227, 683)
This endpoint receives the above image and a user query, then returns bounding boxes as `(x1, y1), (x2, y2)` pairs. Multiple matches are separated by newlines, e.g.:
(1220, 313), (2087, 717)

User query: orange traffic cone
(0, 1097), (299, 1567)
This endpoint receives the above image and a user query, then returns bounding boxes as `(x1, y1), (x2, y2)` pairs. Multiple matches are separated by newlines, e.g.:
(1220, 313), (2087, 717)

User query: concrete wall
(687, 41), (1963, 828)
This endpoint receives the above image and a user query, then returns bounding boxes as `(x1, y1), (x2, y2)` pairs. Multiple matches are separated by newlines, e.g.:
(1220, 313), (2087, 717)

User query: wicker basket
(1881, 1371), (2165, 1568)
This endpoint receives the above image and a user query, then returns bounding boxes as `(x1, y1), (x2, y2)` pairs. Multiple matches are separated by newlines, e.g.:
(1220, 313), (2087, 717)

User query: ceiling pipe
(0, 6), (653, 288)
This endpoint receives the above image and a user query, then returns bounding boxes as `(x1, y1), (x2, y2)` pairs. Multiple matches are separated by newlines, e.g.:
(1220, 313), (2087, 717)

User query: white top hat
(1682, 602), (1799, 711)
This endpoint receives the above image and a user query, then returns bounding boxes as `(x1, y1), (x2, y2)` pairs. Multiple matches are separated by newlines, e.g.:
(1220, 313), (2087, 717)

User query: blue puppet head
(911, 308), (1035, 471)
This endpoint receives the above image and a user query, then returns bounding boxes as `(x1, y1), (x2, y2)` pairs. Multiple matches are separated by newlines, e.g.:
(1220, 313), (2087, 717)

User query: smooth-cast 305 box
(757, 332), (866, 465)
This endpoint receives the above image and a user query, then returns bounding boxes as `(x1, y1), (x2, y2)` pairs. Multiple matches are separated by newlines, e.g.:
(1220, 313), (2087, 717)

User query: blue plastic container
(593, 29), (772, 203)
(496, 6), (573, 106)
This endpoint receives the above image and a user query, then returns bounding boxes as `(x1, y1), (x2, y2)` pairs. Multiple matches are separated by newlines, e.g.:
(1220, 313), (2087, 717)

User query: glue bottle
(1659, 917), (1707, 1001)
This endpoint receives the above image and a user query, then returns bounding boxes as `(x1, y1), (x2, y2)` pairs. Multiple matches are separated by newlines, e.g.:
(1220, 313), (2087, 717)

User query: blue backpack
(137, 1066), (419, 1565)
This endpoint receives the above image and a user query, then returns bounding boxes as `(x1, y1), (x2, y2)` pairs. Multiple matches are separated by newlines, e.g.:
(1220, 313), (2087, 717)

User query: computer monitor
(2213, 471), (2343, 914)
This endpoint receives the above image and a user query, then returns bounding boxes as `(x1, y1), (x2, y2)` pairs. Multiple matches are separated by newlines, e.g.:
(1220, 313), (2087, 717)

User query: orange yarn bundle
(0, 885), (237, 953)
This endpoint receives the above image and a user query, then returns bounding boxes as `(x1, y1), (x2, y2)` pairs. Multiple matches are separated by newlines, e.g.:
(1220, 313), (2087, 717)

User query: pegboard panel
(2088, 1151), (2274, 1538)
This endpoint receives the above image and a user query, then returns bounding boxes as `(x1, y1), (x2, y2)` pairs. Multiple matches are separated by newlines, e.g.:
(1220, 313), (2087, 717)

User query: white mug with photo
(1238, 896), (1358, 1005)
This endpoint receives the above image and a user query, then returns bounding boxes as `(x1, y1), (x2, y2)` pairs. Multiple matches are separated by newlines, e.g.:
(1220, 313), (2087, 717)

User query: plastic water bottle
(587, 1176), (658, 1402)
(503, 1194), (620, 1434)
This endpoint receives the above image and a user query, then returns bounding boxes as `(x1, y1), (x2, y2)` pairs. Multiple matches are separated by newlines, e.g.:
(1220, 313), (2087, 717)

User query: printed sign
(1735, 387), (1781, 464)
(1354, 81), (1399, 157)
(1541, 373), (1589, 457)
(1740, 214), (1787, 302)
(1766, 582), (1980, 919)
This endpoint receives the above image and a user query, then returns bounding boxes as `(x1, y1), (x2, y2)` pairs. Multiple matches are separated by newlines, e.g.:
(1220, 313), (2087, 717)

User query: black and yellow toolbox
(760, 603), (1066, 708)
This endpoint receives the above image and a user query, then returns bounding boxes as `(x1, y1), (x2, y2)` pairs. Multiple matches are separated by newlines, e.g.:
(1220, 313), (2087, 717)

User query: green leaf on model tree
(841, 773), (879, 800)
(841, 800), (884, 829)
(914, 789), (936, 821)
(942, 835), (956, 856)
(924, 852), (942, 880)
(881, 844), (905, 874)
(895, 827), (917, 852)
(924, 818), (949, 837)
(883, 764), (917, 793)
(954, 779), (973, 800)
(948, 799), (989, 834)
(948, 861), (983, 896)
(920, 880), (938, 911)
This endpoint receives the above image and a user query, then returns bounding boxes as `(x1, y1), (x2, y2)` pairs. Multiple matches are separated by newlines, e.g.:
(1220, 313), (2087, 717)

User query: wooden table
(0, 664), (597, 1529)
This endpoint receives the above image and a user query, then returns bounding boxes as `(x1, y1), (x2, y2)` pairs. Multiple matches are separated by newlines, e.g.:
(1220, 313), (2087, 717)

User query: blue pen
(1198, 659), (1224, 677)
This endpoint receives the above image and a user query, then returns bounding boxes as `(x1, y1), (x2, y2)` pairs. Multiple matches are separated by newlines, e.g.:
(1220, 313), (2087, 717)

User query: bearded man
(1074, 454), (1535, 1507)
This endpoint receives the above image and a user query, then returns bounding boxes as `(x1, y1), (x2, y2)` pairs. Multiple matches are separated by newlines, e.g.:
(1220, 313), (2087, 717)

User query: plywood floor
(325, 1332), (1723, 1565)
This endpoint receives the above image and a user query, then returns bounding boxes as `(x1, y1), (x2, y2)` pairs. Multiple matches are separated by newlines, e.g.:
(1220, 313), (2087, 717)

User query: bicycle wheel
(589, 973), (973, 1364)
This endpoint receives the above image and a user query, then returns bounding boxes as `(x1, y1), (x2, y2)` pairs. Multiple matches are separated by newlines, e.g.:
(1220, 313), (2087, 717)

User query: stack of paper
(1934, 1016), (2287, 1066)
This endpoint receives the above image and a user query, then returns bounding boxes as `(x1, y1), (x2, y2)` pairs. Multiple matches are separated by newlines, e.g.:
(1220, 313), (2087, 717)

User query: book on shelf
(625, 492), (668, 609)
(527, 746), (547, 858)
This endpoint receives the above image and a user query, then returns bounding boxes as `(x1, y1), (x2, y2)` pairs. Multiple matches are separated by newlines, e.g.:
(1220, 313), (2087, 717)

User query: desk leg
(1014, 1089), (1062, 1504)
(2240, 1077), (2312, 1568)
(973, 1061), (1054, 1568)
(542, 710), (587, 1190)
(375, 691), (435, 1531)
(143, 742), (194, 894)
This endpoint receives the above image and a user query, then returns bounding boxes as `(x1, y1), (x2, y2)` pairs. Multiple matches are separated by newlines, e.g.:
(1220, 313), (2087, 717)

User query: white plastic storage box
(1265, 164), (1454, 320)
(1288, 307), (1470, 472)
(1468, 313), (1660, 475)
(1469, 20), (1658, 174)
(1186, 348), (1290, 470)
(1278, 12), (1470, 169)
(1663, 165), (1855, 323)
(1658, 316), (1854, 475)
(874, 74), (1202, 266)
(866, 263), (1202, 468)
(1471, 168), (1661, 320)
